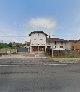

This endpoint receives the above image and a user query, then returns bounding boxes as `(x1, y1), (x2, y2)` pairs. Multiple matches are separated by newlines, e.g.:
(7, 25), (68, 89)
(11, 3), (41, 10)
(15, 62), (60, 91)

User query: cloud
(0, 26), (27, 43)
(28, 18), (56, 29)
(0, 17), (56, 43)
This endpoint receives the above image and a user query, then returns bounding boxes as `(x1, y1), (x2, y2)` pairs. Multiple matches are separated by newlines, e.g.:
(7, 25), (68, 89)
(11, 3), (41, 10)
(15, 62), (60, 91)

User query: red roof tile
(47, 38), (67, 42)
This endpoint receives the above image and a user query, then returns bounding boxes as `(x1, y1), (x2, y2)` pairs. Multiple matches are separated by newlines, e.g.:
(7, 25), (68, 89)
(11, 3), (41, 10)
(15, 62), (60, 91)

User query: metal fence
(17, 48), (28, 53)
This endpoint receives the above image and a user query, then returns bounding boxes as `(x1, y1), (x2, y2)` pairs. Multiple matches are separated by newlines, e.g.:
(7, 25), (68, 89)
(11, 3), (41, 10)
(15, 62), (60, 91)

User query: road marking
(0, 65), (21, 67)
(27, 57), (48, 58)
(44, 64), (67, 66)
(0, 64), (67, 67)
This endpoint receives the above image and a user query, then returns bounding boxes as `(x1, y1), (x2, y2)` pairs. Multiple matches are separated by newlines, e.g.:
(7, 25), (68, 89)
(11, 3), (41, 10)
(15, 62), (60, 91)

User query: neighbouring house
(47, 38), (71, 50)
(12, 42), (23, 47)
(29, 31), (48, 53)
(29, 31), (71, 53)
(69, 40), (80, 51)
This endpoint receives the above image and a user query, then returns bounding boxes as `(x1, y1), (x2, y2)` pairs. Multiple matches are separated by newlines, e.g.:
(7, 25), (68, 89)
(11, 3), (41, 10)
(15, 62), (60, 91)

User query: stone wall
(0, 49), (17, 54)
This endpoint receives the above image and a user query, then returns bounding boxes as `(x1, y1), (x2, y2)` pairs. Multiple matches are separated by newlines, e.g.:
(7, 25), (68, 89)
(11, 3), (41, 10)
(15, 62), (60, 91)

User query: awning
(53, 48), (65, 50)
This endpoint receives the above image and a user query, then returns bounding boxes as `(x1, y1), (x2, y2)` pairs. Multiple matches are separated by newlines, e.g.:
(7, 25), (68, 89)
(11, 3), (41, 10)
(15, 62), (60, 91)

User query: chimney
(49, 33), (50, 38)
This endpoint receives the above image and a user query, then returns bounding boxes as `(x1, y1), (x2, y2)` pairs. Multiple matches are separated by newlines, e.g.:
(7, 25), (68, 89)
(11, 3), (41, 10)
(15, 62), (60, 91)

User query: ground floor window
(60, 46), (63, 48)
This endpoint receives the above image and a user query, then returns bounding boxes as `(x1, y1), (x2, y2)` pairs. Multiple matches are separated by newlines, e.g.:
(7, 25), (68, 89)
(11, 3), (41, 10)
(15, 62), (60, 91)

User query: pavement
(0, 57), (60, 65)
(0, 54), (80, 64)
(0, 54), (59, 65)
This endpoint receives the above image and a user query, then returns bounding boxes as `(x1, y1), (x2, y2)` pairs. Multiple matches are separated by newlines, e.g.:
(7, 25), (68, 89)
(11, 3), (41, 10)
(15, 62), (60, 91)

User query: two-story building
(47, 38), (71, 50)
(29, 31), (48, 53)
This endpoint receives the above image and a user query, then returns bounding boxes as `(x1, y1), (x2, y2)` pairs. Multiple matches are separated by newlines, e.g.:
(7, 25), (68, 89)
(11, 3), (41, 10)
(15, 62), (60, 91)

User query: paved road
(0, 59), (80, 92)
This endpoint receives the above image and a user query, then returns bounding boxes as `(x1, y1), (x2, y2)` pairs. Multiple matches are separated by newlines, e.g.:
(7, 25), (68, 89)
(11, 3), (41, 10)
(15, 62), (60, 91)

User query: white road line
(44, 64), (67, 66)
(0, 65), (21, 67)
(27, 57), (48, 58)
(0, 64), (67, 67)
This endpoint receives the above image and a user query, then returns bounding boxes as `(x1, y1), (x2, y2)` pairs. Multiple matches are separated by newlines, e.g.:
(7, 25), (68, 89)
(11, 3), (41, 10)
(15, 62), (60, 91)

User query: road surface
(0, 58), (80, 92)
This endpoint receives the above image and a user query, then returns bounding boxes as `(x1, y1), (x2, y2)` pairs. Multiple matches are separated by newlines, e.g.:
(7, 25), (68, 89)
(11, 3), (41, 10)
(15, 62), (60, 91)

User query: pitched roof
(69, 40), (80, 42)
(29, 31), (48, 36)
(47, 38), (67, 42)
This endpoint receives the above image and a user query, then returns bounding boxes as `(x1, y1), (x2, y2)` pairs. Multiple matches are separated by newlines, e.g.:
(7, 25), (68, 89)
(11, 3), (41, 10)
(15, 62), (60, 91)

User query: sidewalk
(53, 58), (80, 64)
(0, 54), (27, 59)
(0, 54), (80, 65)
(0, 54), (60, 65)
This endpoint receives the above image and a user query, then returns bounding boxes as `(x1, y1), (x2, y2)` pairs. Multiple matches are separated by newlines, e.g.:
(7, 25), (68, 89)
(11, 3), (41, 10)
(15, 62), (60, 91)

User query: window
(49, 41), (50, 45)
(61, 41), (63, 45)
(55, 41), (56, 45)
(34, 39), (36, 40)
(40, 39), (42, 40)
(60, 46), (63, 48)
(71, 46), (74, 50)
(55, 46), (56, 48)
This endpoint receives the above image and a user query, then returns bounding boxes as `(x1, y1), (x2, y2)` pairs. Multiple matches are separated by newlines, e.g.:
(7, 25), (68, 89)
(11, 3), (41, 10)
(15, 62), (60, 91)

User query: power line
(0, 36), (29, 37)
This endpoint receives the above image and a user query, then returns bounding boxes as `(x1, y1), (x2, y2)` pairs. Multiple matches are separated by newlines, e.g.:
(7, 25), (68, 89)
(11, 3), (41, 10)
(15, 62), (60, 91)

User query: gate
(17, 48), (28, 53)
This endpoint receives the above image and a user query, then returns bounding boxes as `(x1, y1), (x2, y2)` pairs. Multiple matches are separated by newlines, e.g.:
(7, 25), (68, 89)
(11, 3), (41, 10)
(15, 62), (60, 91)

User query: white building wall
(64, 42), (71, 50)
(30, 33), (46, 46)
(46, 41), (71, 50)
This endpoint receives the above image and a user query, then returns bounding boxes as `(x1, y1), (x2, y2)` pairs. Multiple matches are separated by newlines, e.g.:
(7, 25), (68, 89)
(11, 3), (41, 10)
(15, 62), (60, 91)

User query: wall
(30, 33), (47, 46)
(46, 41), (71, 50)
(0, 49), (17, 54)
(71, 41), (80, 50)
(46, 48), (80, 58)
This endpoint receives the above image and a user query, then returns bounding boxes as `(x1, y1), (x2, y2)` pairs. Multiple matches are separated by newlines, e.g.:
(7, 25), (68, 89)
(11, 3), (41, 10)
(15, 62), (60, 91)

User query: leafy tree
(8, 42), (12, 47)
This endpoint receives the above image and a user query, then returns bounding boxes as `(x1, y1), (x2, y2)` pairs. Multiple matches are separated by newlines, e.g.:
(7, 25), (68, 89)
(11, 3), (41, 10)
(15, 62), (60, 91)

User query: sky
(0, 0), (80, 43)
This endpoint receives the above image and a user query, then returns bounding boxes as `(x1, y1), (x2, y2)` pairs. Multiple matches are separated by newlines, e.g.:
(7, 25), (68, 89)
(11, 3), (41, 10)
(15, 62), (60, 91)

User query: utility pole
(52, 35), (54, 58)
(52, 43), (54, 57)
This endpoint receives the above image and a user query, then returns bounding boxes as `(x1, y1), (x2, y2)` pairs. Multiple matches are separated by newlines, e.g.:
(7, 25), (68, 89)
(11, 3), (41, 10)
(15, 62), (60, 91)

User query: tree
(8, 42), (12, 47)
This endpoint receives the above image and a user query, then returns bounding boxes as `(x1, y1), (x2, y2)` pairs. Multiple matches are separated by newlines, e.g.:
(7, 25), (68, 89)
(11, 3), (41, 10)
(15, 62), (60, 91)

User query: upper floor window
(40, 39), (42, 40)
(49, 41), (50, 45)
(34, 39), (36, 40)
(55, 41), (56, 45)
(61, 41), (63, 45)
(71, 46), (74, 50)
(38, 33), (39, 36)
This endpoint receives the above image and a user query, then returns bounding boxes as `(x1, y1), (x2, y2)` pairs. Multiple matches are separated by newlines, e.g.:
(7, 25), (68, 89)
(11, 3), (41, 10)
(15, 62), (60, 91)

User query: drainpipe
(38, 46), (39, 53)
(52, 43), (54, 57)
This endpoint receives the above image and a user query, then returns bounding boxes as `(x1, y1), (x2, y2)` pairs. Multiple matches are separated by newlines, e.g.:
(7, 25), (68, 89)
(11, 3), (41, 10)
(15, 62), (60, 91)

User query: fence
(46, 48), (80, 58)
(17, 47), (28, 54)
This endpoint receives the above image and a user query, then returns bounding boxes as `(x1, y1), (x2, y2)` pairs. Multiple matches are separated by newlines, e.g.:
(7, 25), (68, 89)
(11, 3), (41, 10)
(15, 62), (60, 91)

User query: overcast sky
(0, 0), (80, 43)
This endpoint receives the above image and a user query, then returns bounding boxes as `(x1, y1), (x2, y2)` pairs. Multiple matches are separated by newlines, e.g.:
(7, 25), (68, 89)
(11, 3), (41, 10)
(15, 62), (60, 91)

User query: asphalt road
(0, 59), (80, 92)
